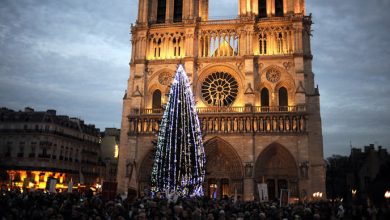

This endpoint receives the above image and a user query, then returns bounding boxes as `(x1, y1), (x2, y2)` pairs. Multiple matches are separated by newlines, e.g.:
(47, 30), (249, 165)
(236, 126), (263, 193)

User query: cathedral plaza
(1, 0), (390, 219)
(117, 0), (326, 201)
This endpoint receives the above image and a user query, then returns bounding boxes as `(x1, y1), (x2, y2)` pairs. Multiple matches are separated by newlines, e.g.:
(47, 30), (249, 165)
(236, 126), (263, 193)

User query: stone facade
(0, 107), (101, 188)
(100, 128), (120, 182)
(117, 0), (325, 200)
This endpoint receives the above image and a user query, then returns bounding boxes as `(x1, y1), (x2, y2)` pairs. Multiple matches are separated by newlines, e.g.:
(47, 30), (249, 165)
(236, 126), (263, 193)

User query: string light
(151, 64), (206, 197)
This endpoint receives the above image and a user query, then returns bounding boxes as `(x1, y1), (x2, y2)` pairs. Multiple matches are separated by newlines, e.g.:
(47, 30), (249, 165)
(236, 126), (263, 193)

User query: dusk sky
(1, 0), (389, 157)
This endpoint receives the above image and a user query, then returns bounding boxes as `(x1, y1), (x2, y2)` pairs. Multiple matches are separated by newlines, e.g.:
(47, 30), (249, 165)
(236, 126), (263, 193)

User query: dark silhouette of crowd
(1, 188), (389, 220)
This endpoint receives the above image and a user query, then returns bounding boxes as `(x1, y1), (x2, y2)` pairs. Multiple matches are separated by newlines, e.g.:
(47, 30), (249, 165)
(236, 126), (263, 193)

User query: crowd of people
(1, 188), (389, 220)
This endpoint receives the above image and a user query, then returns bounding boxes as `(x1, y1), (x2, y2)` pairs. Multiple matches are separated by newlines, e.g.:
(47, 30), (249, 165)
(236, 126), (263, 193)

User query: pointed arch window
(277, 33), (283, 54)
(157, 0), (166, 23)
(259, 33), (267, 55)
(275, 0), (284, 17)
(173, 0), (183, 22)
(173, 38), (181, 57)
(279, 87), (288, 110)
(152, 89), (162, 110)
(154, 38), (162, 58)
(258, 0), (267, 18)
(261, 88), (270, 110)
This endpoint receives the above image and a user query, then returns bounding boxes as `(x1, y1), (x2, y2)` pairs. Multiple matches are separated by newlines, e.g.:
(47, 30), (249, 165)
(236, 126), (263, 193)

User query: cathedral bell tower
(117, 0), (326, 201)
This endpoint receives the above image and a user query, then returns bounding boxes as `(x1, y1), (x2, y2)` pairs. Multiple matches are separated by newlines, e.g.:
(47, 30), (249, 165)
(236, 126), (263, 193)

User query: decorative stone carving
(283, 62), (293, 70)
(259, 63), (264, 69)
(244, 83), (254, 94)
(299, 161), (310, 179)
(236, 61), (244, 71)
(296, 81), (306, 93)
(266, 69), (281, 83)
(158, 72), (173, 86)
(132, 85), (143, 97)
(201, 72), (239, 106)
(146, 67), (153, 76)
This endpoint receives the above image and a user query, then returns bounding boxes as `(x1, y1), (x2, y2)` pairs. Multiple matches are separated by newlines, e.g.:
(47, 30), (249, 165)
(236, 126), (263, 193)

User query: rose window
(201, 72), (239, 106)
(266, 69), (281, 83)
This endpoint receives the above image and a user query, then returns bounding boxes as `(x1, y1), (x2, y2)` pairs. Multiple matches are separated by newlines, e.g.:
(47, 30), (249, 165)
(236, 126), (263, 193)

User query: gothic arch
(196, 64), (244, 107)
(148, 84), (165, 109)
(255, 142), (297, 179)
(260, 65), (296, 106)
(275, 80), (295, 106)
(152, 89), (162, 109)
(138, 150), (155, 193)
(254, 142), (299, 199)
(203, 137), (244, 197)
(255, 81), (272, 107)
(149, 67), (175, 83)
(260, 87), (270, 107)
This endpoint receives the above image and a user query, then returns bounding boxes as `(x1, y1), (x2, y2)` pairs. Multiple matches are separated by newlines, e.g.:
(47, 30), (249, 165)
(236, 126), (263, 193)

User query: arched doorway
(254, 143), (299, 200)
(138, 151), (154, 196)
(204, 137), (243, 199)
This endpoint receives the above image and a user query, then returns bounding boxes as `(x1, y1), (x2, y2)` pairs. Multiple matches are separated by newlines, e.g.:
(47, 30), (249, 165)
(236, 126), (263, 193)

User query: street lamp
(312, 192), (323, 200)
(385, 191), (390, 199)
(352, 189), (357, 197)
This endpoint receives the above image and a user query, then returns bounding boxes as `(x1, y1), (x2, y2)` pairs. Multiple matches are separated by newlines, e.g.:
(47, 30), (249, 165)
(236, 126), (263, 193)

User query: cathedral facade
(117, 0), (325, 201)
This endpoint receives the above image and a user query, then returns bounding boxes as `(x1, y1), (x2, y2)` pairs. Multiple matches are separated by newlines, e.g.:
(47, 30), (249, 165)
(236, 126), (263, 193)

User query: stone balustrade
(128, 106), (307, 135)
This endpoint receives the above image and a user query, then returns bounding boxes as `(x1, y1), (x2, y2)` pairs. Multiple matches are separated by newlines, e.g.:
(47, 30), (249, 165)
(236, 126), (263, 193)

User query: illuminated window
(259, 34), (267, 55)
(114, 144), (119, 158)
(154, 39), (162, 58)
(277, 33), (283, 54)
(201, 72), (239, 106)
(173, 38), (181, 57)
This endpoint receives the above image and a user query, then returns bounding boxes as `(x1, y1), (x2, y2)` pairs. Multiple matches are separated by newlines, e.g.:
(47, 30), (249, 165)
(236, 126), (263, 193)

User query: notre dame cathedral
(117, 0), (325, 201)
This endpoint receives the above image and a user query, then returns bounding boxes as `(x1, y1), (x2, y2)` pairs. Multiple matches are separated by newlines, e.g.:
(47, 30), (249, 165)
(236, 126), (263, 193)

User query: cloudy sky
(0, 0), (389, 157)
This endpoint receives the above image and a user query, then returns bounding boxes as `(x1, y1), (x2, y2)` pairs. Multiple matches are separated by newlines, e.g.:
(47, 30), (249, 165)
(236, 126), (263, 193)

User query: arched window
(261, 88), (270, 110)
(153, 39), (162, 58)
(259, 34), (267, 55)
(173, 38), (181, 57)
(157, 0), (166, 23)
(156, 39), (162, 58)
(258, 0), (267, 18)
(153, 39), (158, 57)
(275, 0), (284, 17)
(173, 0), (183, 22)
(277, 33), (283, 54)
(152, 90), (162, 110)
(279, 87), (288, 110)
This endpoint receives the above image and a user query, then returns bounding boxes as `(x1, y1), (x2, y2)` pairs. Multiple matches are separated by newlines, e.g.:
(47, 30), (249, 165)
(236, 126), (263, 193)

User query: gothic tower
(117, 0), (325, 200)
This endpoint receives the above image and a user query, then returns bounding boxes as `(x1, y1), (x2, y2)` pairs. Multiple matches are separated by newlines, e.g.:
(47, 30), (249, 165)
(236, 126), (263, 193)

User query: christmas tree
(151, 64), (206, 196)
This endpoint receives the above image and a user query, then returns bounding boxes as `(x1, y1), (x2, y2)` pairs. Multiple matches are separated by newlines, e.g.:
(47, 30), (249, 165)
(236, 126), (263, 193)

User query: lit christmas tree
(151, 64), (206, 196)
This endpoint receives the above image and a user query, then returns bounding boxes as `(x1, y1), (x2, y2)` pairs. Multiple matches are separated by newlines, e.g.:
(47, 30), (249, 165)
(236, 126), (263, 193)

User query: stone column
(243, 178), (254, 201)
(166, 0), (174, 23)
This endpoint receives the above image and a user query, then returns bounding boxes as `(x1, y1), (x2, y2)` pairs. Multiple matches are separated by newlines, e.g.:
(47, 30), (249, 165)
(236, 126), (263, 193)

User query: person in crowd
(1, 188), (390, 220)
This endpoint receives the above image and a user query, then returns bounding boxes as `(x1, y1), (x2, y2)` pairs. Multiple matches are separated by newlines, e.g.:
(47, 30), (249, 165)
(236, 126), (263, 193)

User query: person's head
(207, 213), (214, 220)
(174, 205), (183, 216)
(137, 211), (146, 220)
(259, 212), (266, 220)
